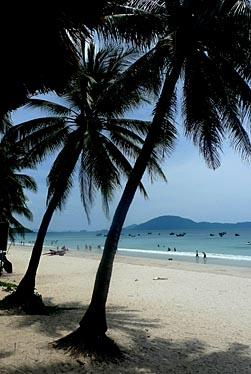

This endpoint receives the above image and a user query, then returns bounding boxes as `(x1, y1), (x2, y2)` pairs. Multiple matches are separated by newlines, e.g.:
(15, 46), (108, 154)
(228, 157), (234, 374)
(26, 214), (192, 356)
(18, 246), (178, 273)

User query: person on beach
(202, 251), (207, 262)
(195, 250), (199, 262)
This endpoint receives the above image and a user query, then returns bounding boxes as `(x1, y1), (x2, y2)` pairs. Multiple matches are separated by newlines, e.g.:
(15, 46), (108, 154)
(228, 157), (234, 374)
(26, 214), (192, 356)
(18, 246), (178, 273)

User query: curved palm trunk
(14, 198), (58, 300)
(8, 146), (82, 308)
(55, 59), (184, 354)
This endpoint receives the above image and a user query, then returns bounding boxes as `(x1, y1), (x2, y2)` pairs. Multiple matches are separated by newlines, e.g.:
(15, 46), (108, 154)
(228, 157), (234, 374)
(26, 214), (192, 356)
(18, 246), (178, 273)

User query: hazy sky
(12, 100), (251, 232)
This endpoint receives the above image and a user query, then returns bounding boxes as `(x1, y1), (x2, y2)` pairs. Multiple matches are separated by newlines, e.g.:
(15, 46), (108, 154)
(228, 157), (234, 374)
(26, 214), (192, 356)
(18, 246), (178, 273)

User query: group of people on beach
(157, 245), (177, 251)
(195, 250), (207, 262)
(168, 247), (176, 252)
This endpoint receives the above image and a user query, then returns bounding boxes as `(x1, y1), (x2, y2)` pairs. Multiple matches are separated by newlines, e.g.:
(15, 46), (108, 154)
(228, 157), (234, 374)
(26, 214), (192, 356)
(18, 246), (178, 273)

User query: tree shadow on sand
(1, 303), (251, 373)
(1, 338), (251, 374)
(7, 301), (159, 340)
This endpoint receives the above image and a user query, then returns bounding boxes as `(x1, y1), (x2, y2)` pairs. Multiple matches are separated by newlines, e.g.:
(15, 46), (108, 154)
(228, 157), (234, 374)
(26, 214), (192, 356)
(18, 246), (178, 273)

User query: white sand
(1, 246), (251, 373)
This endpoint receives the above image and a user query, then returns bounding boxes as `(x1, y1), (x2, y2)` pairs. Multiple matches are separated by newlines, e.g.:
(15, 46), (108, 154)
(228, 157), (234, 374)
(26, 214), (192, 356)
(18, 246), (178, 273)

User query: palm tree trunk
(54, 58), (184, 355)
(4, 146), (82, 310)
(14, 198), (57, 300)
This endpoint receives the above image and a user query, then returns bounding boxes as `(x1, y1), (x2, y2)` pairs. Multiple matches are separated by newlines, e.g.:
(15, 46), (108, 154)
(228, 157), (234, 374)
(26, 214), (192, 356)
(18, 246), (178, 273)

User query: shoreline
(5, 244), (251, 279)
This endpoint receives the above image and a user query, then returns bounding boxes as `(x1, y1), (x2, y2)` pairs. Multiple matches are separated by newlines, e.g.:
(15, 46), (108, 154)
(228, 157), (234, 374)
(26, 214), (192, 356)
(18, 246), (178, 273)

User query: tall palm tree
(0, 127), (37, 245)
(53, 0), (251, 359)
(2, 43), (167, 311)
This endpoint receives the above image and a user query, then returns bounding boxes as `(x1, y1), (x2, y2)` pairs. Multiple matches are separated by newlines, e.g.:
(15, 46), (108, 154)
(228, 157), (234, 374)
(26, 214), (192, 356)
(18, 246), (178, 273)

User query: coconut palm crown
(15, 43), (169, 217)
(101, 0), (251, 168)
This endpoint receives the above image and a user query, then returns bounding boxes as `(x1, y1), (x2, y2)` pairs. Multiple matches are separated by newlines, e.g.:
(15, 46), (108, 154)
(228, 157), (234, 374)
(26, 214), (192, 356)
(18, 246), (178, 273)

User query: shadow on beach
(1, 303), (251, 373)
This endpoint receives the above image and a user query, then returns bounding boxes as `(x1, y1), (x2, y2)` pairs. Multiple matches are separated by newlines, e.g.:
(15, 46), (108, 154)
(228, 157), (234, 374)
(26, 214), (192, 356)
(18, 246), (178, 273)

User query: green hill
(123, 215), (251, 231)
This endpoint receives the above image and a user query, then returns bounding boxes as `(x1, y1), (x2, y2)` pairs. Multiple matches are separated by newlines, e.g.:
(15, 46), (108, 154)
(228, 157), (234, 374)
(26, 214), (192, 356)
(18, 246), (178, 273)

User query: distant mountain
(123, 215), (251, 231)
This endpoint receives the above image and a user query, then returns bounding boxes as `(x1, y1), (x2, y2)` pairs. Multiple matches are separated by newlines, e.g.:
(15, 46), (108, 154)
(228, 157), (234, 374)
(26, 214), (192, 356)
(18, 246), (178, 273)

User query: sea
(11, 227), (251, 269)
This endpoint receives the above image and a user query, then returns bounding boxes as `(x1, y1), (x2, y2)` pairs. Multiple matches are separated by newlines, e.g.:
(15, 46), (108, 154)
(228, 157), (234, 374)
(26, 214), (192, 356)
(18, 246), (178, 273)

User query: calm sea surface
(12, 228), (251, 269)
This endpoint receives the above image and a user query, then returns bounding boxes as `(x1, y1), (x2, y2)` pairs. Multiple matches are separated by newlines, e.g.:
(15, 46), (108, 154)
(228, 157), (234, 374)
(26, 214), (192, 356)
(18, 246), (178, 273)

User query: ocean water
(12, 228), (251, 269)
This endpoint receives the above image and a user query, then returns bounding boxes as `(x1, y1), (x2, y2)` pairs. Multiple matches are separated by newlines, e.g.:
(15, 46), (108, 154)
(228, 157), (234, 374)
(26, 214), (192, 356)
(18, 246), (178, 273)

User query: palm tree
(0, 127), (37, 246)
(1, 43), (167, 312)
(53, 0), (251, 359)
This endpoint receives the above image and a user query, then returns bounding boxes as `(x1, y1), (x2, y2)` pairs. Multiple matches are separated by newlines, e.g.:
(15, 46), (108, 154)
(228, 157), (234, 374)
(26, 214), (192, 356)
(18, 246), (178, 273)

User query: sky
(11, 100), (251, 232)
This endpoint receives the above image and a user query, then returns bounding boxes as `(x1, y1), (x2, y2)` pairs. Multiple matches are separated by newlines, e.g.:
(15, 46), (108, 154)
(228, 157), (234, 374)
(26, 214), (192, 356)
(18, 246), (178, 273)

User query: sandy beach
(1, 246), (251, 373)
